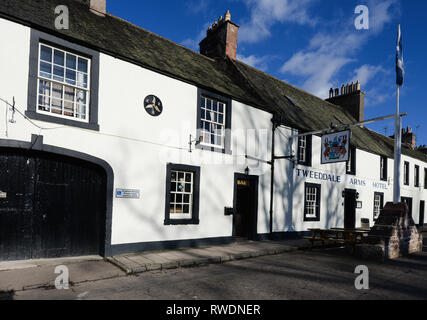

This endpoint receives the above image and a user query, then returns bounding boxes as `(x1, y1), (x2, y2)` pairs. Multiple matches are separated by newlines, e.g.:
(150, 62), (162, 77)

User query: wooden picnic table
(305, 228), (370, 250)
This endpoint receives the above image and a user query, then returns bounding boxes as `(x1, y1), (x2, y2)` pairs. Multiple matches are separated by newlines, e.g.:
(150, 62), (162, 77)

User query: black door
(419, 201), (425, 227)
(401, 197), (413, 218)
(344, 189), (357, 229)
(233, 174), (258, 240)
(0, 148), (107, 261)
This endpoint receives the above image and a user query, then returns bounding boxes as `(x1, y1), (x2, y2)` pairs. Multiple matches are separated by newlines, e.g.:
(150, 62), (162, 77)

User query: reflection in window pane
(37, 44), (90, 121)
(53, 65), (65, 82)
(78, 57), (88, 73)
(52, 83), (63, 99)
(40, 46), (52, 62)
(66, 54), (77, 69)
(40, 62), (52, 78)
(54, 50), (65, 66)
(66, 69), (76, 85)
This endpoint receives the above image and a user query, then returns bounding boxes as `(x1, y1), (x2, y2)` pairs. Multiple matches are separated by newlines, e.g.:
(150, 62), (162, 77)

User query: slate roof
(0, 0), (426, 163)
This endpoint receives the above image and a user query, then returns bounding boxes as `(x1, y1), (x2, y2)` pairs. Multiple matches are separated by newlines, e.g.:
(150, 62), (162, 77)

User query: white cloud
(236, 54), (269, 71)
(279, 0), (398, 98)
(186, 0), (209, 14)
(352, 64), (386, 87)
(180, 22), (211, 51)
(239, 0), (317, 44)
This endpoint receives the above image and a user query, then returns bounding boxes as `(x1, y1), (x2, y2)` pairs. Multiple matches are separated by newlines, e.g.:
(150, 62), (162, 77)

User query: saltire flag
(396, 24), (404, 86)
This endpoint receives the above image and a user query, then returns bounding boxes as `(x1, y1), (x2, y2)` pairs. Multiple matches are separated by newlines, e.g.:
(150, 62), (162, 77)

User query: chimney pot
(326, 81), (365, 122)
(356, 81), (361, 91)
(87, 0), (106, 16)
(199, 10), (239, 60)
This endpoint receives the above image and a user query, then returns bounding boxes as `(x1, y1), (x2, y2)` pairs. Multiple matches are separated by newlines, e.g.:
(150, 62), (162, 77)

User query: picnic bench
(305, 228), (370, 251)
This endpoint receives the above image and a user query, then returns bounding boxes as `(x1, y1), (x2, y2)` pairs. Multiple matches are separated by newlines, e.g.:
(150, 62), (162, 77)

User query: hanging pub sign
(321, 130), (351, 164)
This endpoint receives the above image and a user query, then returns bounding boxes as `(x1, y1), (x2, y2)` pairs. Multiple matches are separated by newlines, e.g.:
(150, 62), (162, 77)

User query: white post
(393, 86), (402, 203)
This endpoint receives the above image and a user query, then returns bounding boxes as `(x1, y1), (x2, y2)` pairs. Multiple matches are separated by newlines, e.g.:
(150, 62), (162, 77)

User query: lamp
(245, 167), (250, 176)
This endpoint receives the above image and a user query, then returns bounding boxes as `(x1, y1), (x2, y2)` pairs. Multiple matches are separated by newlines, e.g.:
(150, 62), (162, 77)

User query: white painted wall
(273, 126), (427, 232)
(0, 16), (425, 249)
(0, 17), (273, 246)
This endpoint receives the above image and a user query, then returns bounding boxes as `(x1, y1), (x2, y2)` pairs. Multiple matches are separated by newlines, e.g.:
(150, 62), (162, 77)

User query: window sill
(25, 110), (100, 131)
(164, 219), (200, 226)
(195, 143), (231, 155)
(298, 162), (312, 167)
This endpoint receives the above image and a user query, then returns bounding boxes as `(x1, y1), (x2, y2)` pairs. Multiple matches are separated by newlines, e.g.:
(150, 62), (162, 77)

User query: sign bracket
(286, 113), (407, 140)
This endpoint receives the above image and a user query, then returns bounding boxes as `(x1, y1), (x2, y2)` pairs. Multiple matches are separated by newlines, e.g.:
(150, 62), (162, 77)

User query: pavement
(0, 255), (125, 293)
(8, 241), (427, 300)
(1, 231), (424, 299)
(0, 239), (306, 296)
(108, 240), (303, 275)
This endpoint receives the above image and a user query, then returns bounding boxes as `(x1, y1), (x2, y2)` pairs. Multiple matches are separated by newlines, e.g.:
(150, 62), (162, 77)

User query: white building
(0, 0), (425, 261)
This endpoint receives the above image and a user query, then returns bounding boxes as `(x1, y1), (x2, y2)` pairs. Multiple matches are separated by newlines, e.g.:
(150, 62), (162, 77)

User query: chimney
(402, 126), (416, 148)
(84, 0), (106, 16)
(416, 145), (427, 156)
(389, 127), (417, 149)
(199, 10), (239, 60)
(326, 81), (365, 122)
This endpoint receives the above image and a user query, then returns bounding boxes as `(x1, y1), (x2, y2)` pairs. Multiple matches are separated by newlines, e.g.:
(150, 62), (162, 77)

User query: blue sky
(108, 0), (427, 146)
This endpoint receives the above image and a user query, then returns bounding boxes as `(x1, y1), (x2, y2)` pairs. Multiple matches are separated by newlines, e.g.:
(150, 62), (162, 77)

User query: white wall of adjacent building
(273, 126), (427, 232)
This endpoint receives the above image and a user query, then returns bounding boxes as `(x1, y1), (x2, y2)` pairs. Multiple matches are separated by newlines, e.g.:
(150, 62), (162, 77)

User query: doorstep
(108, 240), (299, 275)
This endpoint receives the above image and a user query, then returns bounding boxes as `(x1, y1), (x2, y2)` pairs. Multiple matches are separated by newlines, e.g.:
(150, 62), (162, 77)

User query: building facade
(0, 0), (426, 261)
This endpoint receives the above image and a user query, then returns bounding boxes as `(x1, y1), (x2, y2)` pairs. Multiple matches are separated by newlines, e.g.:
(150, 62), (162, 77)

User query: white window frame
(404, 162), (410, 185)
(199, 96), (226, 149)
(299, 136), (307, 163)
(374, 194), (382, 220)
(169, 170), (194, 220)
(305, 186), (318, 219)
(415, 165), (420, 187)
(36, 43), (91, 123)
(304, 183), (321, 222)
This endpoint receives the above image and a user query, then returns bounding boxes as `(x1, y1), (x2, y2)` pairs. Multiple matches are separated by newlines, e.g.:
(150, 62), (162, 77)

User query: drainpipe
(269, 115), (279, 238)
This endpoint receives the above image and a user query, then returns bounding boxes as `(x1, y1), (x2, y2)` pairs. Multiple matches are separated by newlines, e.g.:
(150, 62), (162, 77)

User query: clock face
(144, 95), (163, 117)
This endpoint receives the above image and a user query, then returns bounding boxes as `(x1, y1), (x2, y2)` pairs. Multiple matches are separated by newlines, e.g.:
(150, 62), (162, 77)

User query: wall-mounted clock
(144, 95), (163, 117)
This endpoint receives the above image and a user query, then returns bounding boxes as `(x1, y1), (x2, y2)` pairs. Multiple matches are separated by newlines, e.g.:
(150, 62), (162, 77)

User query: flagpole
(394, 85), (401, 204)
(393, 23), (403, 204)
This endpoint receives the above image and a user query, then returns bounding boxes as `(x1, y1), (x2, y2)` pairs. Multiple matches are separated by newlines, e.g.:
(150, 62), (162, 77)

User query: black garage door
(0, 148), (107, 261)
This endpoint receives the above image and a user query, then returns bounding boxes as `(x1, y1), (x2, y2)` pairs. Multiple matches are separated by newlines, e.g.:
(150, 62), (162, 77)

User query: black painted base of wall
(256, 231), (311, 241)
(111, 232), (311, 256)
(111, 236), (236, 256)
